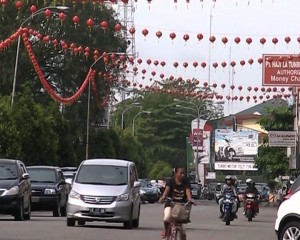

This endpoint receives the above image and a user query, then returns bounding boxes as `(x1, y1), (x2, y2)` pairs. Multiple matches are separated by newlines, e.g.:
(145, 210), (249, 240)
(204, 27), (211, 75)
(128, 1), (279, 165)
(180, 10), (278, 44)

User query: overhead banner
(214, 129), (258, 171)
(262, 54), (300, 86)
(268, 131), (296, 147)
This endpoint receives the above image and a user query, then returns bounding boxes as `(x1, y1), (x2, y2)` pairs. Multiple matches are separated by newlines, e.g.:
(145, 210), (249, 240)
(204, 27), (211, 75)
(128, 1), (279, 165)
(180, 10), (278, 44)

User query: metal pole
(132, 117), (135, 136)
(11, 35), (21, 107)
(85, 80), (91, 160)
(121, 112), (125, 130)
(195, 117), (200, 183)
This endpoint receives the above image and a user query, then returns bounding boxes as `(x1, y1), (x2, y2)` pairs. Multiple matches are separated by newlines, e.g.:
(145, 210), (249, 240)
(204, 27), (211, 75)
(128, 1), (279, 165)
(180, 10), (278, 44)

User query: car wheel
(24, 201), (31, 220)
(53, 201), (61, 217)
(67, 218), (76, 227)
(132, 205), (140, 228)
(279, 221), (300, 240)
(78, 220), (85, 226)
(123, 208), (133, 229)
(14, 199), (24, 221)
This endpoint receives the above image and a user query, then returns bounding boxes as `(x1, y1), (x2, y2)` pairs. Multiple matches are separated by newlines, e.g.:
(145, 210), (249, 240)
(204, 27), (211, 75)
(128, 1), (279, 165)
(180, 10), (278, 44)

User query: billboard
(262, 54), (300, 86)
(214, 129), (258, 171)
(268, 131), (296, 147)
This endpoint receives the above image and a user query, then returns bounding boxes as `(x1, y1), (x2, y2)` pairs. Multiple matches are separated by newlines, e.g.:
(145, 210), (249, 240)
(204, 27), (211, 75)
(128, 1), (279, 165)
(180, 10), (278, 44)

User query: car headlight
(44, 188), (56, 195)
(69, 190), (82, 200)
(4, 186), (19, 196)
(139, 189), (146, 194)
(116, 193), (129, 201)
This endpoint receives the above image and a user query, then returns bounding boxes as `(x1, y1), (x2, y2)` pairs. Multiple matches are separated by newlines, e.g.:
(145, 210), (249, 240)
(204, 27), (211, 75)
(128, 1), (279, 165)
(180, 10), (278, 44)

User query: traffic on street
(0, 201), (277, 240)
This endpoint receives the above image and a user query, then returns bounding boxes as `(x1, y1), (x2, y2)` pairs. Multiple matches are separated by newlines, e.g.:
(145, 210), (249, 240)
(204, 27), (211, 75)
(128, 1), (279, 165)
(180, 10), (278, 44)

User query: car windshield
(0, 163), (18, 180)
(27, 169), (57, 183)
(76, 165), (128, 185)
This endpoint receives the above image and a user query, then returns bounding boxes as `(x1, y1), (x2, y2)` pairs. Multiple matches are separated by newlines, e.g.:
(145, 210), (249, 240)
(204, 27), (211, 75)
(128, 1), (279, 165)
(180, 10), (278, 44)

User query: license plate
(89, 208), (105, 215)
(31, 197), (40, 203)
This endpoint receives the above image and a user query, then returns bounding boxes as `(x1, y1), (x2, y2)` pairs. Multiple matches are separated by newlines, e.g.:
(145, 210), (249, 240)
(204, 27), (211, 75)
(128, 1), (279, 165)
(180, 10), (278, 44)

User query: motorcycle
(215, 191), (222, 204)
(245, 193), (258, 222)
(221, 193), (235, 226)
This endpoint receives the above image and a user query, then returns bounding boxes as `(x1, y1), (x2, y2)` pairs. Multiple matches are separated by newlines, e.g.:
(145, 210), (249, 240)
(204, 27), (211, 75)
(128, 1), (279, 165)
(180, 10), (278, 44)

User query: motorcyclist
(243, 178), (259, 215)
(219, 175), (238, 219)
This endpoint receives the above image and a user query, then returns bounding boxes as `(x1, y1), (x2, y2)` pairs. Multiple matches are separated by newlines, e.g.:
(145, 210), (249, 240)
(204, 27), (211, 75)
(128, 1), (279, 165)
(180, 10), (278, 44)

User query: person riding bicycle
(219, 175), (238, 219)
(243, 178), (259, 215)
(158, 166), (194, 240)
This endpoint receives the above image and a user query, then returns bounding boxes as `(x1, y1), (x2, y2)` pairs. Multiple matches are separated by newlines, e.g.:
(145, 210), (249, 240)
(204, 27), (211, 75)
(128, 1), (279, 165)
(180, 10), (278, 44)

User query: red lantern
(238, 86), (242, 91)
(247, 86), (252, 91)
(212, 83), (217, 88)
(285, 36), (291, 44)
(142, 29), (149, 37)
(170, 32), (176, 40)
(213, 62), (218, 69)
(160, 61), (166, 67)
(30, 5), (37, 14)
(239, 96), (244, 101)
(137, 58), (142, 64)
(261, 87), (265, 92)
(254, 87), (259, 92)
(258, 58), (263, 64)
(15, 1), (22, 9)
(201, 62), (206, 68)
(240, 60), (245, 66)
(260, 37), (266, 45)
(156, 31), (162, 39)
(234, 37), (241, 44)
(297, 37), (300, 44)
(100, 21), (108, 30)
(246, 37), (252, 45)
(222, 37), (228, 45)
(183, 62), (188, 68)
(272, 37), (278, 45)
(209, 36), (216, 43)
(114, 23), (122, 32)
(146, 59), (151, 65)
(153, 60), (159, 66)
(221, 61), (227, 68)
(72, 16), (80, 27)
(221, 83), (226, 89)
(58, 12), (66, 23)
(141, 69), (146, 74)
(230, 85), (235, 90)
(197, 33), (203, 41)
(86, 18), (94, 29)
(121, 0), (129, 3)
(44, 9), (52, 19)
(248, 58), (254, 65)
(173, 62), (179, 68)
(183, 34), (189, 42)
(230, 61), (236, 67)
(193, 61), (198, 68)
(151, 71), (156, 77)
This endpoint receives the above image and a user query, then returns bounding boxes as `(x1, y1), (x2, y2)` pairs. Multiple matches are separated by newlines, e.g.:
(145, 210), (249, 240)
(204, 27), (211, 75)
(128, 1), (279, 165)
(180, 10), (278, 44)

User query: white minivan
(66, 159), (141, 229)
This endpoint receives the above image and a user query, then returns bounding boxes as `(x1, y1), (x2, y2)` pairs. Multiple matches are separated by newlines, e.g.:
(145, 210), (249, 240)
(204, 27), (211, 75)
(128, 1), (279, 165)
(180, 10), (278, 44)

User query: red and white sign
(262, 54), (300, 86)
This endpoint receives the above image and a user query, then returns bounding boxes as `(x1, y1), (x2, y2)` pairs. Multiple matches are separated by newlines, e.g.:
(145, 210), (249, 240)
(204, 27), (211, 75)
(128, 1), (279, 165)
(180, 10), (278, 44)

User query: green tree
(255, 106), (293, 179)
(148, 161), (173, 180)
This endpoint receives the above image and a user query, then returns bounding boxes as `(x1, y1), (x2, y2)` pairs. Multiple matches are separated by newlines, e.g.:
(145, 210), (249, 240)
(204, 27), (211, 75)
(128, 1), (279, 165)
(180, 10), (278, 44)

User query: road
(0, 201), (277, 240)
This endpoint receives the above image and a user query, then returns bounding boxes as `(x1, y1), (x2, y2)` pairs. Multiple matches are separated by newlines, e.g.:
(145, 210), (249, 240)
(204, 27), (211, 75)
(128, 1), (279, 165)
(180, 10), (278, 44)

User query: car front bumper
(31, 195), (59, 210)
(0, 195), (19, 213)
(67, 198), (133, 222)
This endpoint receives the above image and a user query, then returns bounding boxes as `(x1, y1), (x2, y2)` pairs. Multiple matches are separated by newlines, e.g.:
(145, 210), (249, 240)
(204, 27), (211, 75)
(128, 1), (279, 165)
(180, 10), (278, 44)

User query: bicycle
(164, 198), (194, 240)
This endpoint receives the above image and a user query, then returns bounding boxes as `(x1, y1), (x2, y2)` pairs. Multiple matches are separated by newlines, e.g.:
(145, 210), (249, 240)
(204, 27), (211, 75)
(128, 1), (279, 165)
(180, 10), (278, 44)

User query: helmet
(246, 178), (252, 184)
(217, 183), (221, 186)
(225, 175), (232, 181)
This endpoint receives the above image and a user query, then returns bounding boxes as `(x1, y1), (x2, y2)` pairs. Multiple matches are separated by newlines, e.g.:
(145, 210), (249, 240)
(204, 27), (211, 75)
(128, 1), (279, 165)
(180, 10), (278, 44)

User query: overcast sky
(129, 0), (300, 115)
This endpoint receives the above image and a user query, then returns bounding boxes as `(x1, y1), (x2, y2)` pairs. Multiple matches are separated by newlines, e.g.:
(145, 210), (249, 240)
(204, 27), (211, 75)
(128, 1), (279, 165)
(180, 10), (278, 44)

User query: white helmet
(246, 178), (252, 184)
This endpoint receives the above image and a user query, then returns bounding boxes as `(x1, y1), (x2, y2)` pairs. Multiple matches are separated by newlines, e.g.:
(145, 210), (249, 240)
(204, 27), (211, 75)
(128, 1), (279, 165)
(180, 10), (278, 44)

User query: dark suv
(27, 166), (68, 217)
(0, 159), (31, 220)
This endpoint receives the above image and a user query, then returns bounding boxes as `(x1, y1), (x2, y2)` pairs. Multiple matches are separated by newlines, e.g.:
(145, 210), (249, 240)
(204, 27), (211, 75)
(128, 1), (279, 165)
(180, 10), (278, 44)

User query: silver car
(66, 159), (141, 229)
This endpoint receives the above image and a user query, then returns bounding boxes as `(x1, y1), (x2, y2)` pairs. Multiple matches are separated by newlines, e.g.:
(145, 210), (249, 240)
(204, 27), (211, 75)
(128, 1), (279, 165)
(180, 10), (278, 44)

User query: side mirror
(22, 173), (30, 179)
(134, 181), (141, 188)
(65, 178), (73, 185)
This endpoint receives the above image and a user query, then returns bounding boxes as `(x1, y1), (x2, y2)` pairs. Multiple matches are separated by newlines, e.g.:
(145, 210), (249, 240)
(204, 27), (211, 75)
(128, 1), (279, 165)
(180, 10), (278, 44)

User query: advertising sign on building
(268, 131), (296, 147)
(262, 54), (300, 86)
(214, 129), (258, 171)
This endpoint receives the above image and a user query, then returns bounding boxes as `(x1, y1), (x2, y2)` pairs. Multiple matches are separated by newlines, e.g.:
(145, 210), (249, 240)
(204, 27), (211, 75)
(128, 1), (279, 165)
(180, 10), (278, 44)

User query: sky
(125, 0), (300, 115)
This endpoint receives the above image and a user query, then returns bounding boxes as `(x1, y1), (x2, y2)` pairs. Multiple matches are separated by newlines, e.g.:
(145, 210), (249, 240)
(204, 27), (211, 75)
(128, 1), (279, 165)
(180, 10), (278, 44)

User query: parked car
(0, 159), (31, 220)
(190, 182), (200, 199)
(139, 179), (160, 203)
(27, 166), (68, 217)
(275, 188), (300, 240)
(282, 175), (300, 202)
(66, 159), (141, 229)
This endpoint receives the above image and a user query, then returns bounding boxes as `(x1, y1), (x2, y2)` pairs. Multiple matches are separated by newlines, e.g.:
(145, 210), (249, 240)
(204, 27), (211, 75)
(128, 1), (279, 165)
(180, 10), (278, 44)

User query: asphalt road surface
(0, 201), (277, 240)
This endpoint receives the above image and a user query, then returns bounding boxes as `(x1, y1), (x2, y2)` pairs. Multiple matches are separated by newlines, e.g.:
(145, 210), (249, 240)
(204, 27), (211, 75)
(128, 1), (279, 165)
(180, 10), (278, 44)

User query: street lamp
(121, 103), (141, 130)
(11, 5), (69, 107)
(132, 111), (151, 136)
(85, 52), (125, 159)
